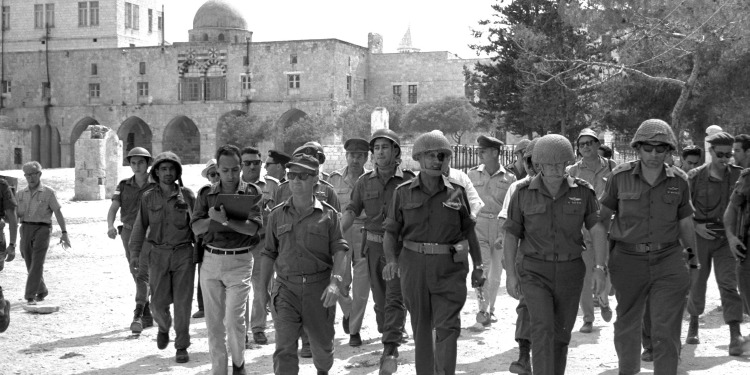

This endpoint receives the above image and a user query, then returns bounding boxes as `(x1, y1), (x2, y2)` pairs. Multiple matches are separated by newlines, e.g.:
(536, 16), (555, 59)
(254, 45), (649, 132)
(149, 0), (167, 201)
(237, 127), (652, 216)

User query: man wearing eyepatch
(684, 131), (745, 355)
(260, 154), (349, 375)
(596, 119), (697, 375)
(383, 130), (484, 375)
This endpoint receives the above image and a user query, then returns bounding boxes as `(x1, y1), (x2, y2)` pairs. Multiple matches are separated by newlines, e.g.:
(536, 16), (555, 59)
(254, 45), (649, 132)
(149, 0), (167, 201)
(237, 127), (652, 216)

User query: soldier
(506, 139), (530, 180)
(341, 129), (414, 374)
(684, 132), (744, 354)
(596, 119), (697, 375)
(191, 145), (263, 375)
(733, 134), (750, 169)
(107, 147), (157, 333)
(265, 150), (291, 184)
(260, 154), (349, 375)
(17, 161), (71, 305)
(129, 152), (196, 363)
(0, 175), (18, 333)
(383, 130), (484, 375)
(680, 145), (702, 173)
(468, 135), (516, 328)
(504, 134), (607, 375)
(567, 129), (616, 333)
(725, 159), (750, 349)
(327, 138), (370, 347)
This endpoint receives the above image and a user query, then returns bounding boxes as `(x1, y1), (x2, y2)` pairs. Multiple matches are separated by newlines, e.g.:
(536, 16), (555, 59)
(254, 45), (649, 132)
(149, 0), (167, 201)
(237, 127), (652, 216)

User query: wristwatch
(594, 264), (608, 273)
(331, 274), (343, 283)
(474, 264), (484, 270)
(222, 220), (229, 226)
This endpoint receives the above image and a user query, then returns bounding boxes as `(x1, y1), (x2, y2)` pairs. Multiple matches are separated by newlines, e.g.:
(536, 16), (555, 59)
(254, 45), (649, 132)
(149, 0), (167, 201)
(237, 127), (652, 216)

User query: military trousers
(121, 226), (151, 306)
(475, 215), (503, 314)
(514, 255), (530, 343)
(338, 222), (369, 335)
(149, 244), (195, 350)
(399, 249), (467, 375)
(738, 255), (750, 317)
(20, 223), (50, 301)
(366, 239), (406, 345)
(519, 255), (585, 375)
(687, 234), (743, 324)
(610, 243), (689, 375)
(271, 274), (335, 374)
(246, 247), (270, 334)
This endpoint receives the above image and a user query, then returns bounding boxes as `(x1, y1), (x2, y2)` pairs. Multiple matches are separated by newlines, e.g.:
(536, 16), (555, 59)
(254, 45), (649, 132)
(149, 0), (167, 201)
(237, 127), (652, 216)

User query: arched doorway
(70, 117), (99, 167)
(217, 110), (246, 146)
(118, 117), (154, 165)
(163, 116), (200, 164)
(277, 108), (308, 154)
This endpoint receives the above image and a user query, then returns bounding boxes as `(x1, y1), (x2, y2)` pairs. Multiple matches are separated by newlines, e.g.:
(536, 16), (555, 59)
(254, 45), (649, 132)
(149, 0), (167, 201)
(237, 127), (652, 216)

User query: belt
(403, 240), (452, 255)
(616, 241), (680, 253)
(476, 212), (499, 219)
(152, 242), (193, 251)
(205, 245), (252, 255)
(366, 232), (384, 243)
(22, 221), (51, 227)
(524, 252), (582, 262)
(277, 270), (331, 284)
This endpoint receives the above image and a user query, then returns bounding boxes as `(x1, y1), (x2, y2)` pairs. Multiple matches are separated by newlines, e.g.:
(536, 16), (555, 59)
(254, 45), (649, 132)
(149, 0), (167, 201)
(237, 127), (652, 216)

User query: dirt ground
(1, 166), (749, 375)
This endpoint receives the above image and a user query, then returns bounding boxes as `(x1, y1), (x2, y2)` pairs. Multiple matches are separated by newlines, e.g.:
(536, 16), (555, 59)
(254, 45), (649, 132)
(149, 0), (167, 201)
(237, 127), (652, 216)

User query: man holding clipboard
(191, 145), (263, 375)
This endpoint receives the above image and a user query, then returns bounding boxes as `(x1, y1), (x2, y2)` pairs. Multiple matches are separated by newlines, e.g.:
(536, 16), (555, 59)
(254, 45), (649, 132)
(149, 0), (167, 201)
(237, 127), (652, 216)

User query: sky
(164, 0), (497, 59)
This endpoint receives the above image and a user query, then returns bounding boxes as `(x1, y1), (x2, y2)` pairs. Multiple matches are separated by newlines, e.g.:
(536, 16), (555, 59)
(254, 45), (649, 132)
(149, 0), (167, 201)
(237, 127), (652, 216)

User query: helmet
(523, 138), (540, 159)
(126, 147), (152, 162)
(294, 141), (326, 164)
(576, 128), (601, 144)
(149, 151), (183, 183)
(412, 130), (453, 159)
(369, 129), (401, 158)
(630, 119), (677, 150)
(532, 134), (575, 165)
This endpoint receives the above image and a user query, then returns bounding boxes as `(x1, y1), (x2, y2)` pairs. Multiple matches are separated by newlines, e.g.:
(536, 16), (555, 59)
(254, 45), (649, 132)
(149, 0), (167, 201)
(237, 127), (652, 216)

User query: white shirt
(498, 175), (531, 220)
(448, 168), (484, 218)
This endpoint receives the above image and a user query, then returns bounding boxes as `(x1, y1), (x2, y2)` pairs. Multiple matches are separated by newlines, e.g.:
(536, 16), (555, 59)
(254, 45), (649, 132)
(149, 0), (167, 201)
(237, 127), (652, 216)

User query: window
(408, 84), (418, 104)
(241, 74), (252, 90)
(148, 9), (152, 32)
(139, 62), (146, 75)
(346, 75), (352, 98)
(290, 54), (297, 64)
(392, 85), (402, 102)
(89, 83), (100, 98)
(90, 1), (99, 26)
(137, 82), (149, 97)
(157, 14), (163, 31)
(45, 4), (54, 28)
(202, 33), (208, 41)
(91, 63), (98, 76)
(133, 4), (139, 30)
(218, 33), (224, 42)
(125, 2), (138, 29)
(2, 6), (10, 30)
(2, 80), (10, 94)
(288, 74), (300, 89)
(181, 78), (201, 101)
(14, 148), (22, 165)
(34, 4), (43, 29)
(363, 79), (367, 98)
(42, 82), (51, 98)
(78, 3), (88, 26)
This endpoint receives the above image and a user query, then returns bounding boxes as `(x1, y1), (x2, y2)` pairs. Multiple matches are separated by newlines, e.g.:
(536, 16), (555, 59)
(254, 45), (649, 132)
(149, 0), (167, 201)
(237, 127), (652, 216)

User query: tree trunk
(670, 53), (701, 149)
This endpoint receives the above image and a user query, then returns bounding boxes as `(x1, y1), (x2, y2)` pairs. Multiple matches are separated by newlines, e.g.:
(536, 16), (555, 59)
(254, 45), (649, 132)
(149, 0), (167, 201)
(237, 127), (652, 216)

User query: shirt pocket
(148, 204), (164, 224)
(617, 192), (641, 219)
(172, 203), (190, 229)
(306, 224), (329, 253)
(402, 201), (425, 225)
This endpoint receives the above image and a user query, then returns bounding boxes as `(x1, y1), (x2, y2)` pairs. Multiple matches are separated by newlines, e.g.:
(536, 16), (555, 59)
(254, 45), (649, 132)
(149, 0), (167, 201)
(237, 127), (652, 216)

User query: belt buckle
(302, 275), (307, 283)
(421, 243), (439, 254)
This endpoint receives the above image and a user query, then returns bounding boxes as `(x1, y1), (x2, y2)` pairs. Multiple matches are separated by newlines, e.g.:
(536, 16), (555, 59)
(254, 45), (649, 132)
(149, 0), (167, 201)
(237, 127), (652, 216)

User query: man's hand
(471, 268), (485, 288)
(592, 268), (607, 296)
(728, 234), (747, 261)
(382, 261), (400, 281)
(208, 205), (229, 223)
(60, 233), (71, 250)
(107, 226), (118, 239)
(506, 274), (521, 300)
(694, 223), (716, 240)
(129, 256), (139, 274)
(320, 283), (340, 308)
(5, 244), (15, 262)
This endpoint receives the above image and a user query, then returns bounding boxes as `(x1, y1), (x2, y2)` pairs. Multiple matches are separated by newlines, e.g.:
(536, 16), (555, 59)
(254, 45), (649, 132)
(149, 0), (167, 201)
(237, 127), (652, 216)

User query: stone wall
(0, 127), (32, 170)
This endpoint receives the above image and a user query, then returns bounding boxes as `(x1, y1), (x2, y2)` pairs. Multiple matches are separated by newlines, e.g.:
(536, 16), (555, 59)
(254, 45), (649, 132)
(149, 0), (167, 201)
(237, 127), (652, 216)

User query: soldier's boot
(728, 322), (745, 356)
(0, 290), (10, 333)
(130, 305), (144, 334)
(509, 339), (531, 374)
(142, 301), (154, 328)
(685, 315), (700, 345)
(379, 343), (399, 375)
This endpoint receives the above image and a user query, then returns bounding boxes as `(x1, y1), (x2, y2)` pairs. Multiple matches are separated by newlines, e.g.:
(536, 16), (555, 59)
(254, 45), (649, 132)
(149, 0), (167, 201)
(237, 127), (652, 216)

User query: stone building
(0, 0), (485, 169)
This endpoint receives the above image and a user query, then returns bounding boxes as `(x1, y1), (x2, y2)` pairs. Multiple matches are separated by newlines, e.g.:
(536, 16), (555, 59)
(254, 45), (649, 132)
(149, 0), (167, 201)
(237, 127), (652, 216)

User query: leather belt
(616, 241), (680, 253)
(277, 270), (331, 284)
(524, 252), (582, 262)
(476, 212), (499, 219)
(366, 232), (384, 243)
(403, 240), (452, 255)
(205, 245), (252, 255)
(22, 221), (51, 227)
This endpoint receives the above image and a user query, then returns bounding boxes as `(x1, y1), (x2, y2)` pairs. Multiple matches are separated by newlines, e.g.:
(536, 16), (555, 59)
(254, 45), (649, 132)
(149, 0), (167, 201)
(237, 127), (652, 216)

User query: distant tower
(397, 26), (420, 53)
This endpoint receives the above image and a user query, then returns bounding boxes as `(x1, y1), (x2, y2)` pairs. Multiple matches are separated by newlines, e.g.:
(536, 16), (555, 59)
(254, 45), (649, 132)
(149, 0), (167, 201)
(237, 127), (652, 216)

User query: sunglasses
(207, 172), (218, 178)
(287, 171), (315, 181)
(640, 144), (669, 154)
(578, 140), (598, 148)
(714, 151), (733, 159)
(241, 160), (262, 166)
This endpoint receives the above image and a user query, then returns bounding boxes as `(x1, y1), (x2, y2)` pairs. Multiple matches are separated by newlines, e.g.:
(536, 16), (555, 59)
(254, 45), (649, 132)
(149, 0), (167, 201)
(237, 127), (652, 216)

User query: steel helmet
(630, 119), (677, 150)
(412, 130), (453, 160)
(126, 147), (152, 163)
(369, 129), (401, 158)
(532, 134), (575, 165)
(149, 151), (183, 183)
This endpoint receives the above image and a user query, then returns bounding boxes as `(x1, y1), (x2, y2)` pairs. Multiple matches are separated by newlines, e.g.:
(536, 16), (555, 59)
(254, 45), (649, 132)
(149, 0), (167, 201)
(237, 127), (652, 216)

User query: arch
(202, 33), (209, 41)
(218, 33), (225, 42)
(50, 126), (61, 168)
(276, 108), (308, 154)
(118, 116), (154, 166)
(163, 116), (201, 164)
(70, 117), (99, 167)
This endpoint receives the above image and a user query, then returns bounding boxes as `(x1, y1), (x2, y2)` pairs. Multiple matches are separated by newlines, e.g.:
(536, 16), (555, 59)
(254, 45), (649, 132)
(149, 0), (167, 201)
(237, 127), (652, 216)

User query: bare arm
(340, 209), (356, 233)
(5, 207), (17, 245)
(503, 231), (521, 299)
(53, 208), (70, 248)
(107, 201), (121, 239)
(678, 216), (697, 253)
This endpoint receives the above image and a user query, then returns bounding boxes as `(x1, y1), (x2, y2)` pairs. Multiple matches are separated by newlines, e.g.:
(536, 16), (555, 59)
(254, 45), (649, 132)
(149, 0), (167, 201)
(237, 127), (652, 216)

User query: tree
(280, 113), (337, 153)
(336, 95), (406, 139)
(218, 114), (275, 147)
(400, 96), (480, 143)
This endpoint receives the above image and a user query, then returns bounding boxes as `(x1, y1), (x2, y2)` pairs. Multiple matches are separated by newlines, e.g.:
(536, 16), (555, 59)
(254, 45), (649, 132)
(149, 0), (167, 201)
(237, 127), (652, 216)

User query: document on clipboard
(214, 194), (263, 221)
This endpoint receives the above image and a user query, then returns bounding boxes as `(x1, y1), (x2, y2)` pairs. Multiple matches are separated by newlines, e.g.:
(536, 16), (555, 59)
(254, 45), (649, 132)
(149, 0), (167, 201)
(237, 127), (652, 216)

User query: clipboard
(214, 193), (263, 220)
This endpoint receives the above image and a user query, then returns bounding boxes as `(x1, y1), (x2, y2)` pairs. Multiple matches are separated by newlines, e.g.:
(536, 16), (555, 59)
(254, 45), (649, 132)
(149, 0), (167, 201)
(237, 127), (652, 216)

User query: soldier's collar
(528, 174), (574, 192)
(409, 173), (455, 191)
(283, 195), (324, 211)
(208, 180), (249, 195)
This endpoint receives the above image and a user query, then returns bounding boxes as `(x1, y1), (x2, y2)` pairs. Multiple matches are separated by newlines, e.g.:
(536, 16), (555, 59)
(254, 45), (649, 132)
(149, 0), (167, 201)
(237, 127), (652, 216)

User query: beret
(477, 135), (504, 150)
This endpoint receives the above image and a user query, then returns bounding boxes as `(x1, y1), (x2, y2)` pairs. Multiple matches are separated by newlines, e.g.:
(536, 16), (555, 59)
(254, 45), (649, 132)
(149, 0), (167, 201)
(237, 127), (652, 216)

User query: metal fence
(450, 145), (517, 173)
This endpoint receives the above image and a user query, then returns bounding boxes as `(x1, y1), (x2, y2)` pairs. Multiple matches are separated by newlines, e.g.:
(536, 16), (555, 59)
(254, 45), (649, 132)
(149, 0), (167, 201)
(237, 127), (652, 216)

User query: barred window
(137, 82), (149, 97)
(408, 85), (418, 104)
(89, 83), (100, 98)
(392, 85), (402, 103)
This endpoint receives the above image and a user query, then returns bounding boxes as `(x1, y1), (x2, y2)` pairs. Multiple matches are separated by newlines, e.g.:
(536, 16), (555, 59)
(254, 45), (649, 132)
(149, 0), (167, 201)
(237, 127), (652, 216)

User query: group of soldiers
(3, 119), (750, 375)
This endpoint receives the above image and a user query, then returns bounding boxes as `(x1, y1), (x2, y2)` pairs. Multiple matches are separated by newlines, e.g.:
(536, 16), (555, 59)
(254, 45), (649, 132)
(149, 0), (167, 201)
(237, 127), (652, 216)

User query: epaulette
(264, 175), (281, 185)
(197, 183), (212, 195)
(321, 171), (331, 179)
(395, 180), (413, 190)
(319, 179), (333, 187)
(611, 161), (634, 175)
(320, 201), (339, 214)
(668, 165), (688, 181)
(245, 181), (263, 195)
(270, 202), (286, 212)
(278, 180), (289, 187)
(741, 168), (750, 177)
(570, 176), (594, 191)
(328, 170), (343, 178)
(402, 168), (416, 178)
(686, 166), (702, 180)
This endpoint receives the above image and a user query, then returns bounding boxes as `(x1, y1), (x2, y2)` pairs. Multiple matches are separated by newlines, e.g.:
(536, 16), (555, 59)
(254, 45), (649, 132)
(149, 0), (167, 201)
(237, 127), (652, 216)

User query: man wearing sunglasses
(506, 139), (530, 180)
(596, 119), (697, 375)
(260, 154), (349, 375)
(567, 129), (617, 334)
(265, 150), (291, 184)
(684, 131), (745, 355)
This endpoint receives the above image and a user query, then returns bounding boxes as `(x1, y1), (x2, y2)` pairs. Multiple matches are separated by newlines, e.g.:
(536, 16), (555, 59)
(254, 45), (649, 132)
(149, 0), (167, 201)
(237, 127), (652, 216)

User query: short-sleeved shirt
(347, 167), (415, 234)
(468, 164), (515, 217)
(113, 176), (157, 226)
(262, 198), (349, 277)
(567, 156), (617, 198)
(729, 171), (750, 238)
(0, 178), (18, 220)
(449, 168), (485, 217)
(17, 184), (61, 224)
(600, 161), (693, 244)
(328, 166), (368, 223)
(273, 179), (340, 212)
(504, 175), (599, 258)
(191, 181), (263, 249)
(129, 184), (195, 254)
(384, 175), (473, 244)
(688, 163), (742, 223)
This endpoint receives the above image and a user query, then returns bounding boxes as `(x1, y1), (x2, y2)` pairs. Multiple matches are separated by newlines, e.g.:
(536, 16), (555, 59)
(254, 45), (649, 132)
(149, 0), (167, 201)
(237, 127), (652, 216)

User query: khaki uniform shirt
(467, 164), (515, 217)
(567, 156), (617, 198)
(328, 167), (368, 224)
(17, 184), (60, 224)
(347, 167), (415, 234)
(274, 179), (340, 212)
(191, 181), (263, 249)
(129, 184), (195, 256)
(113, 176), (157, 227)
(688, 163), (742, 224)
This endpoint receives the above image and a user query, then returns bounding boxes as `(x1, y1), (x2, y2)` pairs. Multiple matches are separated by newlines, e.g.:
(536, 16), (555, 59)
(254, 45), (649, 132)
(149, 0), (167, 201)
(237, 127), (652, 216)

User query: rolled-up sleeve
(503, 189), (524, 239)
(677, 179), (694, 220)
(129, 198), (150, 257)
(345, 179), (365, 216)
(583, 189), (601, 230)
(262, 210), (279, 260)
(328, 209), (349, 254)
(383, 189), (403, 234)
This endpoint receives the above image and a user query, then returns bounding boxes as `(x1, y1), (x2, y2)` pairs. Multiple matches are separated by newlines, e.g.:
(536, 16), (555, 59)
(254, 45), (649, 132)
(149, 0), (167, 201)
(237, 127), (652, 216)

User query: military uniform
(273, 179), (340, 212)
(728, 170), (750, 322)
(601, 161), (693, 375)
(263, 198), (348, 374)
(0, 176), (17, 333)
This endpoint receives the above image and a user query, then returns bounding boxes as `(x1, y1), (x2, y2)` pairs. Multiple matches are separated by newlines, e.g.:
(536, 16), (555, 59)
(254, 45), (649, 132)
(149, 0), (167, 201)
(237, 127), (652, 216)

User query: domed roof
(193, 0), (247, 30)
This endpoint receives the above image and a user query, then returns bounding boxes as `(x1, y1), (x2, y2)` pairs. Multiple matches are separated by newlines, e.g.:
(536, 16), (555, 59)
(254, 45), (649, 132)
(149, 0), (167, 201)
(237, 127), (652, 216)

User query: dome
(193, 0), (247, 30)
